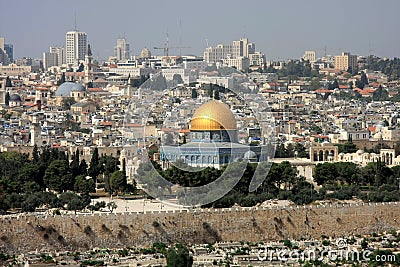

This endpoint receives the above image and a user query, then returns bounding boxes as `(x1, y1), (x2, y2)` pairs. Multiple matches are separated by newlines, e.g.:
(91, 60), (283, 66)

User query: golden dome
(190, 100), (237, 131)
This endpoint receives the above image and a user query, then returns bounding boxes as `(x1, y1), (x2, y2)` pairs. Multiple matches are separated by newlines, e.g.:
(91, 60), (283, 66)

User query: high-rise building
(50, 46), (65, 66)
(0, 37), (12, 65)
(43, 52), (58, 69)
(249, 52), (266, 67)
(222, 56), (250, 71)
(334, 52), (357, 71)
(303, 50), (316, 63)
(66, 31), (87, 66)
(43, 46), (65, 69)
(232, 38), (255, 58)
(204, 38), (256, 64)
(115, 38), (130, 61)
(4, 44), (13, 63)
(204, 44), (233, 63)
(0, 37), (4, 51)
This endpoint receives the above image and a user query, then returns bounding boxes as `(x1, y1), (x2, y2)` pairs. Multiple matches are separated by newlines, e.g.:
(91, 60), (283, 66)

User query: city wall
(1, 202), (399, 254)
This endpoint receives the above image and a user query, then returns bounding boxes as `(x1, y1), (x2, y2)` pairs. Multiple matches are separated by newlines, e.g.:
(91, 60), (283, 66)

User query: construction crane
(153, 45), (190, 57)
(154, 33), (190, 57)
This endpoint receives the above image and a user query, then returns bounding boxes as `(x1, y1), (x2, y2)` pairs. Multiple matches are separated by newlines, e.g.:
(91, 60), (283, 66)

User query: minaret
(84, 44), (93, 85)
(30, 122), (42, 146)
(126, 74), (133, 96)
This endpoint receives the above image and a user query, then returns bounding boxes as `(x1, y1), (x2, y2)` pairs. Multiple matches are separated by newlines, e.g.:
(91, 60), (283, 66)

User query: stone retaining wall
(1, 202), (399, 253)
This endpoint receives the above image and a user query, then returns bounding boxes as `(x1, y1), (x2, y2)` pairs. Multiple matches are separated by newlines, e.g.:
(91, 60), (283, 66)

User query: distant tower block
(66, 30), (87, 66)
(303, 50), (316, 63)
(115, 38), (130, 61)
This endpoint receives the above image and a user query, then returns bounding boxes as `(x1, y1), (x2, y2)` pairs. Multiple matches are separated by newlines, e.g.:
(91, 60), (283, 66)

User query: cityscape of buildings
(0, 24), (400, 266)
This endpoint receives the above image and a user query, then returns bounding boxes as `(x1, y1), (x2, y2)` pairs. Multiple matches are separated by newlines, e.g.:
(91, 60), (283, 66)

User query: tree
(62, 97), (76, 110)
(5, 76), (12, 87)
(313, 162), (338, 185)
(21, 191), (59, 212)
(70, 149), (80, 177)
(332, 79), (339, 89)
(5, 92), (10, 106)
(360, 71), (369, 86)
(87, 81), (93, 88)
(99, 155), (119, 175)
(213, 88), (220, 100)
(309, 78), (322, 90)
(109, 171), (127, 195)
(191, 89), (198, 99)
(74, 175), (95, 194)
(43, 160), (74, 192)
(355, 79), (364, 89)
(57, 72), (66, 86)
(207, 84), (213, 98)
(166, 244), (193, 267)
(0, 185), (8, 212)
(372, 85), (388, 101)
(88, 148), (100, 179)
(59, 192), (90, 213)
(106, 201), (117, 213)
(32, 145), (40, 163)
(77, 63), (85, 72)
(79, 159), (88, 176)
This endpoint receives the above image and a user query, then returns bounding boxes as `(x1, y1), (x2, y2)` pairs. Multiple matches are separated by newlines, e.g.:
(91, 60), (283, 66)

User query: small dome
(140, 47), (151, 58)
(55, 82), (86, 97)
(190, 100), (237, 131)
(9, 94), (22, 102)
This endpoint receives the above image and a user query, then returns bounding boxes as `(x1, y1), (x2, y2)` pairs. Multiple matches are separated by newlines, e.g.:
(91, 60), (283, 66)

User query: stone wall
(1, 202), (399, 254)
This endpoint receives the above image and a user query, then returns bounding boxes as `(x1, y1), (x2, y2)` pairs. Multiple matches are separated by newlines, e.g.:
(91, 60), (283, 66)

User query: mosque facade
(159, 100), (266, 169)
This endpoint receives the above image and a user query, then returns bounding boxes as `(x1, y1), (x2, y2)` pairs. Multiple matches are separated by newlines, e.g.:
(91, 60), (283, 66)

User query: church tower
(84, 44), (93, 85)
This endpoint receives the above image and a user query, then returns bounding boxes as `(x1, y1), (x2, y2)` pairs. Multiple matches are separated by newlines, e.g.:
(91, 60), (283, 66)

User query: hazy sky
(1, 0), (400, 61)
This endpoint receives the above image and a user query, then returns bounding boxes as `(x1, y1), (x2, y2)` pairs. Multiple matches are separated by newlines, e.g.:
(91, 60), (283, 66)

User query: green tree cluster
(0, 147), (132, 212)
(372, 85), (389, 101)
(364, 56), (400, 81)
(275, 143), (309, 158)
(314, 160), (400, 202)
(166, 244), (193, 267)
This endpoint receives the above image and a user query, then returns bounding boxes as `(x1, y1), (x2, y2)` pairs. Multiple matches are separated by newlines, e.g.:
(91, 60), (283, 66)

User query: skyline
(1, 0), (400, 61)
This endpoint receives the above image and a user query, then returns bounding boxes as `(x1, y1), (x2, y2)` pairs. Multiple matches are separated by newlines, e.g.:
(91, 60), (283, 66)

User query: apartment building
(334, 52), (357, 71)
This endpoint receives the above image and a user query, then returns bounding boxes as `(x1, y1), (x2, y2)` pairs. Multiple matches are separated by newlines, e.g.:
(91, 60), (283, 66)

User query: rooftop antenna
(166, 29), (169, 52)
(179, 19), (182, 56)
(74, 12), (77, 31)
